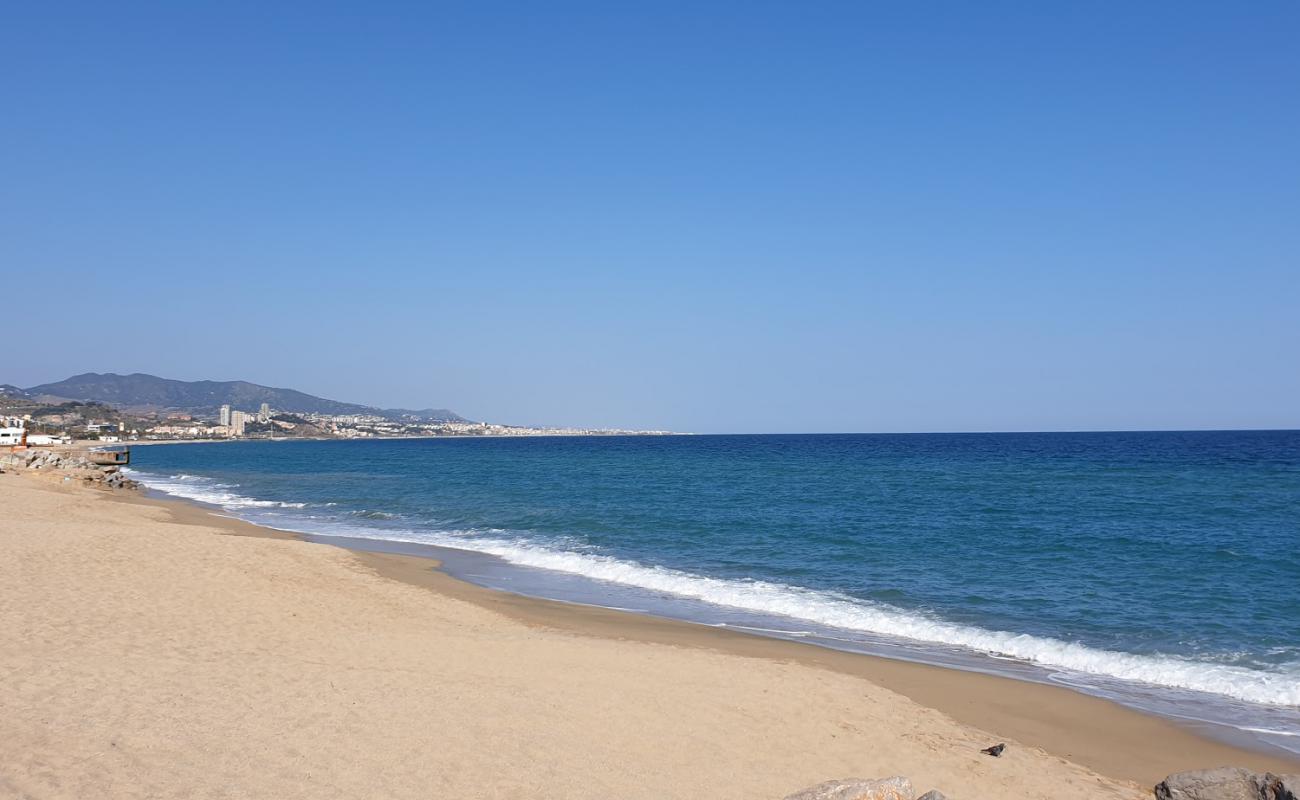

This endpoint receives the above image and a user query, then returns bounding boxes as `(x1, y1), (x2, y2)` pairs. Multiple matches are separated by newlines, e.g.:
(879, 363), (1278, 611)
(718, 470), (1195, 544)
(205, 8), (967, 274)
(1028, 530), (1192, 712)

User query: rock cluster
(5, 449), (90, 471)
(783, 769), (1300, 800)
(0, 449), (139, 489)
(102, 469), (139, 489)
(1155, 768), (1298, 800)
(783, 777), (947, 800)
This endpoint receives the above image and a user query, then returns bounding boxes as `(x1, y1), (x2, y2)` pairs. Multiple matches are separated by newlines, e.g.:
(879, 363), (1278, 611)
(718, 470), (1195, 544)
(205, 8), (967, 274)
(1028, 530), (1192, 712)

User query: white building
(219, 404), (231, 426)
(1, 417), (70, 446)
(258, 403), (271, 423)
(26, 434), (68, 446)
(0, 423), (25, 446)
(230, 410), (248, 437)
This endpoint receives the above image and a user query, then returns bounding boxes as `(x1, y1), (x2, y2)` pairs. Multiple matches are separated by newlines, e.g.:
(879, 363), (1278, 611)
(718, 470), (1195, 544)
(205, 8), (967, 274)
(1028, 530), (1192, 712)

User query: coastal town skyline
(4, 368), (1298, 436)
(1, 371), (673, 441)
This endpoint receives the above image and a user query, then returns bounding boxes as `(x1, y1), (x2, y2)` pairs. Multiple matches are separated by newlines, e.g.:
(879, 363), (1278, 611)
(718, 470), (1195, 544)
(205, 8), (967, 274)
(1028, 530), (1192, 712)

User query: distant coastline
(3, 372), (677, 445)
(125, 431), (688, 447)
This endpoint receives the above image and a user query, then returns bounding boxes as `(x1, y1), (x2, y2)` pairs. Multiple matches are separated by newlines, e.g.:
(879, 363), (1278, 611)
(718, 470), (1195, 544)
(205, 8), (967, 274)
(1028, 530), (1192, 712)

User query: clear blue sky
(4, 2), (1297, 432)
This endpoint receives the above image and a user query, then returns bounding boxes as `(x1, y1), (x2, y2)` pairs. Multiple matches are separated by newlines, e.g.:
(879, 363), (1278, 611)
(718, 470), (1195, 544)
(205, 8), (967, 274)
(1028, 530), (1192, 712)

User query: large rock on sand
(1264, 774), (1300, 800)
(1155, 768), (1270, 800)
(783, 776), (913, 800)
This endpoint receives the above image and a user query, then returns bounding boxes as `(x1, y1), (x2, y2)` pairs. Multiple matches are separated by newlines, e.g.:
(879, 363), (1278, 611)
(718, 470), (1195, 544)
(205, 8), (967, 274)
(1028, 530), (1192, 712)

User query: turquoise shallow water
(128, 431), (1300, 753)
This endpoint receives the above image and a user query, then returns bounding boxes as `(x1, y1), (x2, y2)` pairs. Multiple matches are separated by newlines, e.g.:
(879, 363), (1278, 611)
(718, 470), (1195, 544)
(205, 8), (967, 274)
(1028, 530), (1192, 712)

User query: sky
(3, 2), (1297, 433)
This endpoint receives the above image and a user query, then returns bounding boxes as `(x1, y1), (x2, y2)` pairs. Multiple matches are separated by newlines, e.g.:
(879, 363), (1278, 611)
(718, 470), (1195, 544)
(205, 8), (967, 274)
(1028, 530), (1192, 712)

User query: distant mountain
(22, 373), (467, 422)
(0, 384), (31, 399)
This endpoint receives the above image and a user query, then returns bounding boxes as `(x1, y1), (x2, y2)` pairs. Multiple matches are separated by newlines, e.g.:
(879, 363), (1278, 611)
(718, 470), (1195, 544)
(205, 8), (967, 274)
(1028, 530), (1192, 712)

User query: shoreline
(119, 446), (1300, 764)
(111, 481), (1300, 785)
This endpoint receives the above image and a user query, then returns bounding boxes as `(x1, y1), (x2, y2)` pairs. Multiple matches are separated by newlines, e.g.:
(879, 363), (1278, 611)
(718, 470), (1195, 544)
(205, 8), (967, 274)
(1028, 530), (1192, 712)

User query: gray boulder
(784, 776), (913, 800)
(105, 470), (139, 490)
(1155, 768), (1270, 800)
(917, 792), (949, 800)
(1263, 774), (1300, 800)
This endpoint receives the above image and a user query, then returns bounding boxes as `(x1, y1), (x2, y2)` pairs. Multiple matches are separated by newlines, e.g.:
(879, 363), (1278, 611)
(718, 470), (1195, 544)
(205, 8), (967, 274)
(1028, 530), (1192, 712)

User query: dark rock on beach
(1155, 768), (1300, 800)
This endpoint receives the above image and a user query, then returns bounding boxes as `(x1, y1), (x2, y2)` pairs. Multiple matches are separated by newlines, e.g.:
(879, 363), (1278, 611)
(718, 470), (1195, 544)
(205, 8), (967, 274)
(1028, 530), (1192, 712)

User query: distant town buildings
(0, 394), (672, 444)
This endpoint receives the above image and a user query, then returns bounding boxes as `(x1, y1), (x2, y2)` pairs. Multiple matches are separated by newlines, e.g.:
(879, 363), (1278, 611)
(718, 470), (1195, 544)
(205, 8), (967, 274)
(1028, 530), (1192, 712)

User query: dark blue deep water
(128, 431), (1300, 752)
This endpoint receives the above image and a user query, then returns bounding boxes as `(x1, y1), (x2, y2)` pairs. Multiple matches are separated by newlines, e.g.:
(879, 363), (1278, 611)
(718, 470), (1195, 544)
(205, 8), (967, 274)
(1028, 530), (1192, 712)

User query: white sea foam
(129, 469), (1300, 709)
(129, 470), (308, 509)
(412, 536), (1300, 707)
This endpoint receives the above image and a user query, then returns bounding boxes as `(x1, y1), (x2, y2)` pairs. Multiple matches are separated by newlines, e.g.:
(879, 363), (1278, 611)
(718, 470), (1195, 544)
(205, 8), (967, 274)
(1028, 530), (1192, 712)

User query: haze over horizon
(5, 3), (1298, 433)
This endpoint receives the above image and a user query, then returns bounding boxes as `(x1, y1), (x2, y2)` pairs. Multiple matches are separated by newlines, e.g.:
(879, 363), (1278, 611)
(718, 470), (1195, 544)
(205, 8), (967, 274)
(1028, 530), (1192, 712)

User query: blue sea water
(126, 431), (1300, 754)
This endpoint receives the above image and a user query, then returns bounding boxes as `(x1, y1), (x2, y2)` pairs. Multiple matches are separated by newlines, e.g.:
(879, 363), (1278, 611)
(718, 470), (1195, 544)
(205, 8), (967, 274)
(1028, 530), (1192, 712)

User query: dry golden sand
(2, 474), (1294, 799)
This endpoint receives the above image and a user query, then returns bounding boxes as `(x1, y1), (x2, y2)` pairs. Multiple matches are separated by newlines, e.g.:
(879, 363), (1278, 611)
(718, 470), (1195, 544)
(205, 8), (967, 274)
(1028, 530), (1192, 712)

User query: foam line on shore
(128, 468), (1300, 710)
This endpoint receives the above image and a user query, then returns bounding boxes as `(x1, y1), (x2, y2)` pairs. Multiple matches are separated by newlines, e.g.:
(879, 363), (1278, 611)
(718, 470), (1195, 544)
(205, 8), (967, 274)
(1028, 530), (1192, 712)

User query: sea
(124, 431), (1300, 756)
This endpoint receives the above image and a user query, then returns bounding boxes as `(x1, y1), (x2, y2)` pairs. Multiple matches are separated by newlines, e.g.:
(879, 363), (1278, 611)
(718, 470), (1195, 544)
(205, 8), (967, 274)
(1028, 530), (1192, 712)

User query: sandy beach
(2, 473), (1295, 799)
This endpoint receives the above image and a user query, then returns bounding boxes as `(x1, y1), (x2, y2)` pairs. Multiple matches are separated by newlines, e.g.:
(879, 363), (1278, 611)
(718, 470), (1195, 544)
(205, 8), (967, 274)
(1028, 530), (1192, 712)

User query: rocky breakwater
(0, 449), (139, 489)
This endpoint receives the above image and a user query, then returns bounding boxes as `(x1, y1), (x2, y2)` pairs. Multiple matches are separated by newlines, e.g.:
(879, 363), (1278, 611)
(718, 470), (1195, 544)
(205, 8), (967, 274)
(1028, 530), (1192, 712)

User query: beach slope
(0, 474), (1251, 799)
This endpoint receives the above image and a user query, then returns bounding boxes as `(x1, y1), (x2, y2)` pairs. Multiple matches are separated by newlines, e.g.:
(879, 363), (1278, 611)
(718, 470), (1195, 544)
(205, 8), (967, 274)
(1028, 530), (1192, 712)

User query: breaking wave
(350, 509), (401, 520)
(128, 468), (1300, 709)
(128, 470), (308, 509)
(388, 532), (1300, 707)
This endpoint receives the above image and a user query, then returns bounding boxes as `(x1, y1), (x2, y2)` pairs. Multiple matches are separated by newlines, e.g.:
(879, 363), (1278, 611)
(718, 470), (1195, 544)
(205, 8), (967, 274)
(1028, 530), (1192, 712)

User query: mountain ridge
(22, 373), (467, 423)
